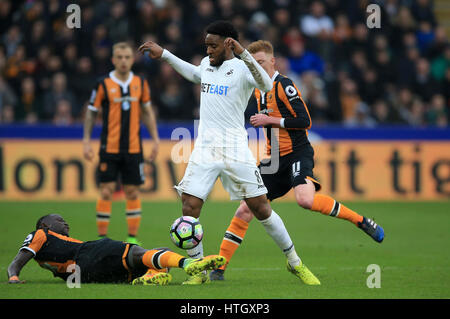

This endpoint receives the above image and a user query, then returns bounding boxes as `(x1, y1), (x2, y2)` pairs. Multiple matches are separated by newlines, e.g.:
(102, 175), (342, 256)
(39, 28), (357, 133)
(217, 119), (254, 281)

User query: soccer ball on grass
(169, 216), (203, 249)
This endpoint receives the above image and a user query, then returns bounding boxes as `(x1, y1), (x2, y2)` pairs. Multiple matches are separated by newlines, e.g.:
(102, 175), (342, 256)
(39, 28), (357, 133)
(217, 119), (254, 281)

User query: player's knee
(99, 187), (113, 201)
(124, 187), (139, 200)
(235, 202), (254, 223)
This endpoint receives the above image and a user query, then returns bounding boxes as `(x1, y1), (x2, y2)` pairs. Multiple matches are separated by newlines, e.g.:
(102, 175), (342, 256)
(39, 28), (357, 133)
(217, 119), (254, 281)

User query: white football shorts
(174, 146), (267, 201)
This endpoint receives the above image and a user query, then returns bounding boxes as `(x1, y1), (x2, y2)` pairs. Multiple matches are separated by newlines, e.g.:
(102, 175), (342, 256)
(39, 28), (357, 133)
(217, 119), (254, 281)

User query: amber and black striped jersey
(253, 71), (312, 157)
(88, 71), (151, 154)
(19, 229), (135, 283)
(20, 228), (84, 280)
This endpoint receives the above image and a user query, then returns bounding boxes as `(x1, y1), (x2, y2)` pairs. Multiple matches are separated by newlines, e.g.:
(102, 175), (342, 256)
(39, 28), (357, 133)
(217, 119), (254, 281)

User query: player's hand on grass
(138, 41), (164, 59)
(224, 37), (244, 55)
(83, 142), (94, 162)
(250, 114), (272, 127)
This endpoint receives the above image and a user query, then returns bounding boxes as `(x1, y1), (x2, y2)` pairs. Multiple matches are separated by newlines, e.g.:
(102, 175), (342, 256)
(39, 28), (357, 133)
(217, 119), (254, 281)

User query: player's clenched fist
(224, 37), (244, 55)
(138, 41), (164, 59)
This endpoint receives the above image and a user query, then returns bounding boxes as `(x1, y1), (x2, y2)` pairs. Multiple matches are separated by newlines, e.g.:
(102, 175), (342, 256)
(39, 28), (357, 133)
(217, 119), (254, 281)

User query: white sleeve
(161, 49), (201, 84)
(239, 49), (273, 92)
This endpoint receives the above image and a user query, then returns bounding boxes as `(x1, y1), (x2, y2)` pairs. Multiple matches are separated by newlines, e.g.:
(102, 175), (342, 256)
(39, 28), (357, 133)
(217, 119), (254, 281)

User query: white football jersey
(196, 56), (259, 147)
(162, 49), (272, 149)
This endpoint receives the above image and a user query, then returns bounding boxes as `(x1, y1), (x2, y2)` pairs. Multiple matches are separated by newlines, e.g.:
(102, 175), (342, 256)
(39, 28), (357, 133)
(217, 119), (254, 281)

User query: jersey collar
(109, 71), (134, 94)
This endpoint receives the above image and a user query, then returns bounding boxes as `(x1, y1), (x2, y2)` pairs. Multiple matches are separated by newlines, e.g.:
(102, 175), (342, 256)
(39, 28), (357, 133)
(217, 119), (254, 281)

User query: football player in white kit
(139, 21), (320, 285)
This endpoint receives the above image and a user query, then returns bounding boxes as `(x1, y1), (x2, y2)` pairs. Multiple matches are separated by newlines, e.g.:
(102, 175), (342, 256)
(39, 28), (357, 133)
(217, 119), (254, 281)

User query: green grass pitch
(0, 200), (449, 299)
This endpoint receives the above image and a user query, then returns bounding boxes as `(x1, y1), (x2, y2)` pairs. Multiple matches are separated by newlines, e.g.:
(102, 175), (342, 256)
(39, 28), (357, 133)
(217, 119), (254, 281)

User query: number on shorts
(139, 163), (145, 182)
(255, 170), (262, 184)
(292, 161), (301, 178)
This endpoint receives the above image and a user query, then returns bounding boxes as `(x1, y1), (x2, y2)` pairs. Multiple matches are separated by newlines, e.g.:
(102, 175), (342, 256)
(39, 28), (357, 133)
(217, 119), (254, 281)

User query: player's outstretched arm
(225, 37), (272, 92)
(139, 41), (201, 84)
(7, 249), (34, 283)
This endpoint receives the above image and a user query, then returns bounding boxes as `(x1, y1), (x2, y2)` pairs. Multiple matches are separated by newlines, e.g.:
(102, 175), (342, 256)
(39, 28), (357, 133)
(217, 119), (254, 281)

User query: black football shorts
(98, 152), (145, 185)
(259, 143), (321, 201)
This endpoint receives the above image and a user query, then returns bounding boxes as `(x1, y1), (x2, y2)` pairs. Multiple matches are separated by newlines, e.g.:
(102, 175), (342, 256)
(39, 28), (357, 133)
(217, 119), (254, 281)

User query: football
(169, 216), (203, 249)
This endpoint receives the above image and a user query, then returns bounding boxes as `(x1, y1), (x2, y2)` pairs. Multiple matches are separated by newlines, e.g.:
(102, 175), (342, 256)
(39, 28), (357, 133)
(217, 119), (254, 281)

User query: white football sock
(187, 240), (204, 259)
(259, 210), (301, 267)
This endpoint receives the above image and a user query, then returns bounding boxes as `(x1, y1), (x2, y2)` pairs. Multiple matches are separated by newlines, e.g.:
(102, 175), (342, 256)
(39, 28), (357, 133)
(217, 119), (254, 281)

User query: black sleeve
(245, 91), (258, 122)
(278, 78), (311, 129)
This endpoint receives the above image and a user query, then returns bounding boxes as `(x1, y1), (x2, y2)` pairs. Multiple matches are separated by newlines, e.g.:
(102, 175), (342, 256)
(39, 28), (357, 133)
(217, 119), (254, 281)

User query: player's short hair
(205, 20), (239, 41)
(112, 42), (133, 54)
(248, 40), (274, 55)
(36, 214), (51, 230)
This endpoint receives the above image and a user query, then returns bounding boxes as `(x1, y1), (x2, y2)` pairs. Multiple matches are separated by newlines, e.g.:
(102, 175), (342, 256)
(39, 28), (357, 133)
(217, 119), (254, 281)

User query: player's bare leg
(296, 179), (384, 243)
(96, 182), (115, 238)
(181, 193), (204, 219)
(123, 184), (142, 245)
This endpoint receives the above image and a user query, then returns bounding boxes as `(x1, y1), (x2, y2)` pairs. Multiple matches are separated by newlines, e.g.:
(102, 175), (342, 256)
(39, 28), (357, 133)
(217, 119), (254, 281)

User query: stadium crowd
(0, 0), (448, 127)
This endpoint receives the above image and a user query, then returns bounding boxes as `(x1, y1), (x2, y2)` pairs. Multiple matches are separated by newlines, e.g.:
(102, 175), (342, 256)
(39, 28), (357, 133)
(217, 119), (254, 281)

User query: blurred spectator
(105, 1), (130, 42)
(27, 20), (48, 57)
(413, 58), (442, 102)
(410, 0), (436, 26)
(301, 72), (329, 124)
(16, 77), (42, 121)
(218, 0), (235, 21)
(0, 0), (13, 32)
(300, 0), (334, 60)
(0, 104), (14, 123)
(70, 57), (97, 109)
(396, 45), (420, 86)
(391, 6), (417, 51)
(188, 0), (217, 44)
(53, 99), (73, 126)
(62, 43), (78, 75)
(374, 49), (395, 85)
(347, 23), (370, 56)
(42, 72), (77, 120)
(427, 26), (448, 59)
(409, 98), (426, 126)
(430, 44), (450, 82)
(425, 94), (448, 127)
(238, 0), (263, 21)
(156, 82), (191, 120)
(359, 68), (381, 105)
(2, 24), (22, 57)
(0, 0), (447, 128)
(416, 21), (435, 54)
(372, 99), (399, 125)
(0, 75), (18, 111)
(275, 55), (301, 87)
(443, 68), (450, 121)
(300, 1), (334, 39)
(344, 102), (377, 128)
(248, 11), (270, 41)
(288, 41), (325, 76)
(339, 77), (361, 123)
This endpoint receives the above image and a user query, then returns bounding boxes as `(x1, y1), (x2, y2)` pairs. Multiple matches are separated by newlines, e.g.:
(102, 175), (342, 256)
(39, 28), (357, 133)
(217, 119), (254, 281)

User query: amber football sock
(142, 249), (185, 270)
(219, 216), (249, 270)
(311, 194), (363, 225)
(96, 199), (112, 236)
(126, 199), (141, 237)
